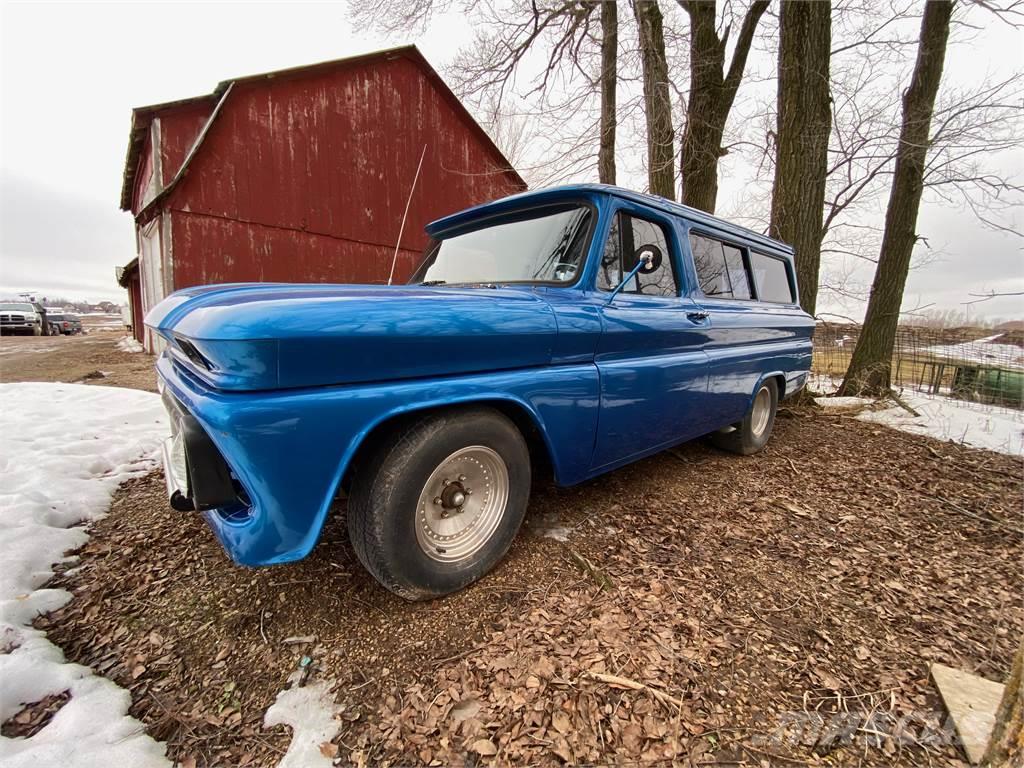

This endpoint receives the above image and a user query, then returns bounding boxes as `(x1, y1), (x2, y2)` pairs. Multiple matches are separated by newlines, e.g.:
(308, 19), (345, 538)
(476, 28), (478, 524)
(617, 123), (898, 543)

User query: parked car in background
(0, 303), (43, 335)
(147, 184), (814, 600)
(46, 312), (83, 335)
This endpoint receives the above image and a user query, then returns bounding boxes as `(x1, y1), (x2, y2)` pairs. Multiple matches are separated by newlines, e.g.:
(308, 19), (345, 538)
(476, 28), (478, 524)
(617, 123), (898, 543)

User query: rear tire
(347, 407), (531, 601)
(710, 378), (778, 456)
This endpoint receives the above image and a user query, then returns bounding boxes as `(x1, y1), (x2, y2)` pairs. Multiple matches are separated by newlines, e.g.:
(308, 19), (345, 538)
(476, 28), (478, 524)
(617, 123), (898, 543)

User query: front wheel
(710, 378), (778, 456)
(347, 407), (531, 600)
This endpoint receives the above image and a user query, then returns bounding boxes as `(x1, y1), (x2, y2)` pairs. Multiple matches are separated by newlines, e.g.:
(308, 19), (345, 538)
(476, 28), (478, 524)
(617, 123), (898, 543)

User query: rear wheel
(347, 407), (531, 600)
(710, 378), (778, 455)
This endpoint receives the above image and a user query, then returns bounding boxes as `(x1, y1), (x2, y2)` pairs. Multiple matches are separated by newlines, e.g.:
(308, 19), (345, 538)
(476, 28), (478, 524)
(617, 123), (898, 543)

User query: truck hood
(146, 284), (557, 391)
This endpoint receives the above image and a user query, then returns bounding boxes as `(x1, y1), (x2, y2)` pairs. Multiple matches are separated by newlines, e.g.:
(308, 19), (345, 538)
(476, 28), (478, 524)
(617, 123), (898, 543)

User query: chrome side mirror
(606, 248), (656, 303)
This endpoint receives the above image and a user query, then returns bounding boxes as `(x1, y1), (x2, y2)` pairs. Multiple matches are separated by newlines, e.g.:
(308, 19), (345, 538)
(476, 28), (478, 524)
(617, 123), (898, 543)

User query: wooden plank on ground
(930, 662), (1005, 764)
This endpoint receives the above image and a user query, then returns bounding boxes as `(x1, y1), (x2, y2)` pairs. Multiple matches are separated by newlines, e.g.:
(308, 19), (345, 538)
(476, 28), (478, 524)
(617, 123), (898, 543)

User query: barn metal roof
(119, 45), (526, 212)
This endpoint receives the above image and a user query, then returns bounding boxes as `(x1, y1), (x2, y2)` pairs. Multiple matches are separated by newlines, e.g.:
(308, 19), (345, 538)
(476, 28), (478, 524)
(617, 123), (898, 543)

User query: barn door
(139, 218), (165, 353)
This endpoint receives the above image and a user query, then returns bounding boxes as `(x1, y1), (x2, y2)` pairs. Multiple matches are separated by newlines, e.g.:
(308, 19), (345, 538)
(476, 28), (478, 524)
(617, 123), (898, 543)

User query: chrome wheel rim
(415, 446), (509, 563)
(750, 386), (772, 436)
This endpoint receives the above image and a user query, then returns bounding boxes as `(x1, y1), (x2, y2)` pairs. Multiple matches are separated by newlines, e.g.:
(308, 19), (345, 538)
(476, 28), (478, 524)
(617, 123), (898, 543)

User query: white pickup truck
(0, 302), (44, 335)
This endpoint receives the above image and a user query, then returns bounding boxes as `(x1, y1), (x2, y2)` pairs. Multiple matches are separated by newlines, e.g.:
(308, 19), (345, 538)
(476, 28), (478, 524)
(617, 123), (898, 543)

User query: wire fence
(812, 323), (1024, 410)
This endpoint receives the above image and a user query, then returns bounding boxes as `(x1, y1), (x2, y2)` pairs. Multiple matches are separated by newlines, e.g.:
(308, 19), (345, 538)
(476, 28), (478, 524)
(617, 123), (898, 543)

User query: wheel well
(770, 374), (786, 401)
(338, 400), (555, 495)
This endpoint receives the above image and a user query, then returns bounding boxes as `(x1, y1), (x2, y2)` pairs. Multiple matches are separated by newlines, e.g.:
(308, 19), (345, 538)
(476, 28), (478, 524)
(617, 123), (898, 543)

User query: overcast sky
(0, 1), (1021, 321)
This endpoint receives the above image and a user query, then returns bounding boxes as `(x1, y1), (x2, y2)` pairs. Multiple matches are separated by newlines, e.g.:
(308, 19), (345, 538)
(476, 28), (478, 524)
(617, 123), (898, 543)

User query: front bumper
(160, 387), (242, 513)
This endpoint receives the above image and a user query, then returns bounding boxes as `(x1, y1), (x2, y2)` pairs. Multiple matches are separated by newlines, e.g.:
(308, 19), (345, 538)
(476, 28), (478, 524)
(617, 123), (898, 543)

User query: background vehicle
(46, 312), (83, 335)
(148, 184), (814, 600)
(0, 302), (43, 335)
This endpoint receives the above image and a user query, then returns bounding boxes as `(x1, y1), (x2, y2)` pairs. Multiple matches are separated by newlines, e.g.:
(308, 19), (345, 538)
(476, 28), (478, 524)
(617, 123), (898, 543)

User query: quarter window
(750, 251), (795, 303)
(690, 233), (751, 300)
(597, 213), (677, 297)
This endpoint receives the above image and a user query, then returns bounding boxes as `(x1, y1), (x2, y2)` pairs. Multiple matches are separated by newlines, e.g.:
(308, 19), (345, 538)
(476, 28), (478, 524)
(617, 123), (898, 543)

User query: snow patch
(815, 396), (873, 410)
(263, 682), (341, 768)
(116, 336), (144, 353)
(0, 383), (170, 767)
(528, 513), (572, 542)
(816, 388), (1024, 456)
(859, 391), (1024, 456)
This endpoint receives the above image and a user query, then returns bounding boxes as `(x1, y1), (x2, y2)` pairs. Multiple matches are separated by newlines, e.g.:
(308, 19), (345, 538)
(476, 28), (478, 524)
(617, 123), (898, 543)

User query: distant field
(79, 313), (124, 331)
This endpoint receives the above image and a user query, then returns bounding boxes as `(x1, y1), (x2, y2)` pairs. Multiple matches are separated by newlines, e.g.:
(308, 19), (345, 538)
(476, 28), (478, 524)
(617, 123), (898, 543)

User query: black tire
(710, 378), (779, 456)
(347, 406), (531, 601)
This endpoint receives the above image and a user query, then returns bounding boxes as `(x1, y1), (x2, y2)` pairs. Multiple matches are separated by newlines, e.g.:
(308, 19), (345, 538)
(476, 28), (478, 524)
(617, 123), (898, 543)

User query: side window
(750, 251), (795, 303)
(690, 233), (752, 300)
(722, 244), (752, 300)
(597, 212), (677, 297)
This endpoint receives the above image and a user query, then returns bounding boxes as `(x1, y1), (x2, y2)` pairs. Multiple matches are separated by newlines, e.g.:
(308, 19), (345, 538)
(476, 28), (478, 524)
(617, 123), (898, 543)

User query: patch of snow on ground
(263, 682), (341, 768)
(528, 512), (572, 542)
(859, 390), (1024, 456)
(116, 336), (144, 353)
(814, 396), (873, 410)
(0, 383), (170, 767)
(817, 388), (1024, 456)
(0, 346), (60, 357)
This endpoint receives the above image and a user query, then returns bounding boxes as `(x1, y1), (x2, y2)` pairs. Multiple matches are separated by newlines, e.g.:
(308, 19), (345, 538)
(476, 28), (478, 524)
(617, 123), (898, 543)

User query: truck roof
(426, 183), (794, 257)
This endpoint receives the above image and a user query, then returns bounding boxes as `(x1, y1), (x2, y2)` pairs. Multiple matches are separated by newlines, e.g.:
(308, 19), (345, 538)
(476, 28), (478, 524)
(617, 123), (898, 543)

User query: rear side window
(689, 233), (751, 300)
(597, 212), (677, 297)
(749, 251), (795, 303)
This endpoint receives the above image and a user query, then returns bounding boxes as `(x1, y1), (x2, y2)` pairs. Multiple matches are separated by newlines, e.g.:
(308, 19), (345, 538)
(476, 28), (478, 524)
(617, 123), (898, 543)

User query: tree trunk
(678, 0), (768, 213)
(983, 636), (1023, 766)
(769, 0), (832, 317)
(599, 0), (618, 185)
(839, 0), (953, 397)
(633, 0), (675, 199)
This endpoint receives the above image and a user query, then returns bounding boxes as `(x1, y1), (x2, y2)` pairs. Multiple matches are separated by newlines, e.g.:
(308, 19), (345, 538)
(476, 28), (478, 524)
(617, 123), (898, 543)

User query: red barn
(118, 45), (526, 350)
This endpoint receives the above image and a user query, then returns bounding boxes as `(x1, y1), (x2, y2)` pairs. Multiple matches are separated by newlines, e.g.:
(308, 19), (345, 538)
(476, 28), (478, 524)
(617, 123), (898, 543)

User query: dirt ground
(5, 336), (1023, 766)
(0, 332), (157, 391)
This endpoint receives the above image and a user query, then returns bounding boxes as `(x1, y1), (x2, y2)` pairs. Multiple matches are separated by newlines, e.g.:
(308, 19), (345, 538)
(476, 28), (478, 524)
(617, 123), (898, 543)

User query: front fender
(157, 356), (599, 566)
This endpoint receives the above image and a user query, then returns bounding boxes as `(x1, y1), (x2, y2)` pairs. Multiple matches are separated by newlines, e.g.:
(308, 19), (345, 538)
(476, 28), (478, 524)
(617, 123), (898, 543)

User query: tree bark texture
(678, 0), (768, 213)
(840, 0), (953, 396)
(634, 0), (675, 199)
(769, 0), (832, 317)
(599, 0), (619, 185)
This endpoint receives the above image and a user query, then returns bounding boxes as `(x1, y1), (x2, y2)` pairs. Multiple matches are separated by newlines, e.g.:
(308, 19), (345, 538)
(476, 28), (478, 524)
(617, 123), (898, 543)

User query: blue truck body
(148, 184), (814, 568)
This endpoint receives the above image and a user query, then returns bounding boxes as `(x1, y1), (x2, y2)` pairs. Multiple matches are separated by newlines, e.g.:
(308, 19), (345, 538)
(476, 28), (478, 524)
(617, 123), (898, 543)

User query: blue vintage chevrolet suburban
(148, 184), (813, 599)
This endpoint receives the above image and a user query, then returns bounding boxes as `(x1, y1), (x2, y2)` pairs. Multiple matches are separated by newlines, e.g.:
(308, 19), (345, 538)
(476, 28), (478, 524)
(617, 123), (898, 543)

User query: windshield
(0, 303), (34, 312)
(411, 205), (592, 286)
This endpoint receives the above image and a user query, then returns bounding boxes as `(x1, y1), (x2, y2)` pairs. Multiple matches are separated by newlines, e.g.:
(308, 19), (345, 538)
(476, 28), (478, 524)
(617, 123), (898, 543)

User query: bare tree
(769, 0), (832, 316)
(633, 0), (675, 198)
(677, 0), (768, 212)
(599, 1), (620, 184)
(840, 0), (954, 396)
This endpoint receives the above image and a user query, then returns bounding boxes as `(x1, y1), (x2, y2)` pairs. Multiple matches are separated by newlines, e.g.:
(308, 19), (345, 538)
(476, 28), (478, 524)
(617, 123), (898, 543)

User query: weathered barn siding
(162, 55), (520, 288)
(120, 46), (525, 351)
(159, 101), (214, 183)
(169, 212), (420, 285)
(127, 271), (144, 344)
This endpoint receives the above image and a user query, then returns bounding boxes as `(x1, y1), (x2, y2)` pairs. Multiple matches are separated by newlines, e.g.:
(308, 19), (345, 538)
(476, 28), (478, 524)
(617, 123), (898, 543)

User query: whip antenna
(388, 144), (428, 286)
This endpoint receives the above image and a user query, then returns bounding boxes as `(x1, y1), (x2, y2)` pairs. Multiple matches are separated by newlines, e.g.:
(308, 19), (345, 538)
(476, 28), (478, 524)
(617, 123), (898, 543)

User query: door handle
(687, 311), (709, 322)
